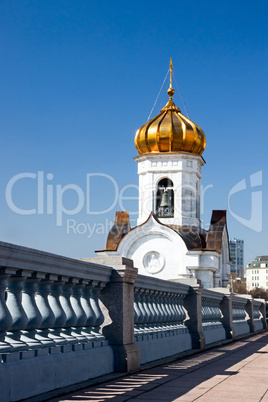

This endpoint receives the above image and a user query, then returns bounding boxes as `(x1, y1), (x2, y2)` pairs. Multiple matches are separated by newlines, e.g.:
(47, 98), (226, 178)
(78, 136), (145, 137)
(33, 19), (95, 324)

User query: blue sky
(0, 0), (267, 267)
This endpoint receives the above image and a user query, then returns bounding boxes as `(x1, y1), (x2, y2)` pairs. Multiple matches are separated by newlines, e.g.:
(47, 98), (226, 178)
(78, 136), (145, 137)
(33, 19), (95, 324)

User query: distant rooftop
(256, 256), (268, 261)
(229, 238), (244, 243)
(247, 255), (268, 269)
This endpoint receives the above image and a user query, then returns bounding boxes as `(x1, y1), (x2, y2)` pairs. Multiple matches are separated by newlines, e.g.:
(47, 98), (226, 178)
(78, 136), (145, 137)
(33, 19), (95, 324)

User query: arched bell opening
(156, 178), (174, 218)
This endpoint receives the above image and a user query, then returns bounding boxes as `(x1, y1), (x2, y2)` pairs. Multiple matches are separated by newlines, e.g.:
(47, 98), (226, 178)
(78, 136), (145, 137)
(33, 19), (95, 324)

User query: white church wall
(117, 215), (197, 280)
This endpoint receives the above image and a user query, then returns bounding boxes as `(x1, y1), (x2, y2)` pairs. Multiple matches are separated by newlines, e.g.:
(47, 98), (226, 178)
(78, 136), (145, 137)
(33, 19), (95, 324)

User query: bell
(159, 190), (172, 208)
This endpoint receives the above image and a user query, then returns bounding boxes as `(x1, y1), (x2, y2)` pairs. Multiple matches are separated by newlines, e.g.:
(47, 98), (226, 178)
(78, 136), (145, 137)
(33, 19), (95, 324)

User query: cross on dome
(134, 59), (206, 156)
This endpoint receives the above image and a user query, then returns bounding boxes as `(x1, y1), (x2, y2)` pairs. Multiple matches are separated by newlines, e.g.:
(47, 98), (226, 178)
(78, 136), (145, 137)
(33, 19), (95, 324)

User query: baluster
(177, 294), (185, 326)
(140, 289), (151, 332)
(169, 293), (177, 328)
(160, 292), (169, 329)
(179, 295), (186, 326)
(47, 279), (67, 345)
(136, 288), (146, 333)
(90, 282), (105, 339)
(59, 278), (78, 343)
(211, 302), (215, 322)
(174, 294), (183, 326)
(201, 301), (205, 322)
(206, 299), (210, 322)
(214, 302), (221, 322)
(207, 301), (212, 323)
(0, 270), (15, 351)
(148, 290), (158, 331)
(35, 278), (56, 347)
(70, 281), (88, 342)
(144, 290), (154, 332)
(165, 292), (174, 328)
(202, 299), (208, 324)
(210, 301), (215, 322)
(134, 289), (143, 334)
(168, 293), (176, 328)
(155, 291), (165, 330)
(21, 273), (43, 348)
(151, 291), (161, 331)
(80, 281), (96, 339)
(5, 273), (29, 350)
(172, 294), (178, 327)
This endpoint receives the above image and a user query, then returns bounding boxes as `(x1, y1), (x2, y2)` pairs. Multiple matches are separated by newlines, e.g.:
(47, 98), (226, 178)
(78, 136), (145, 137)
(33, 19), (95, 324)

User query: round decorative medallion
(143, 251), (165, 274)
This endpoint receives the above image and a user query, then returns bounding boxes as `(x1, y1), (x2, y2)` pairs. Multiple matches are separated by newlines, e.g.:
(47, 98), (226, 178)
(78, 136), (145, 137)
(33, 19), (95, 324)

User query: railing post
(183, 285), (205, 349)
(244, 297), (256, 333)
(220, 293), (235, 340)
(260, 301), (267, 329)
(90, 256), (140, 373)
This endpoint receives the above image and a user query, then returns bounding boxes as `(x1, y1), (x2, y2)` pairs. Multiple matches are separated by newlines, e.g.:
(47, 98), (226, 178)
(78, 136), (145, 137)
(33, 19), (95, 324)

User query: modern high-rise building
(229, 238), (244, 277)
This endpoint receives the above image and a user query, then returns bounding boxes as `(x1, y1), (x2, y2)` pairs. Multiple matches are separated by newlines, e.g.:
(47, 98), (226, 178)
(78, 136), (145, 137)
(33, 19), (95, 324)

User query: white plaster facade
(246, 256), (268, 291)
(99, 212), (230, 288)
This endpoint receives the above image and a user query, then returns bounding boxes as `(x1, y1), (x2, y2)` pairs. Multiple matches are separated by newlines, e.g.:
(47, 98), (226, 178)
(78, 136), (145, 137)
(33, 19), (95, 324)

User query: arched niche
(156, 178), (174, 218)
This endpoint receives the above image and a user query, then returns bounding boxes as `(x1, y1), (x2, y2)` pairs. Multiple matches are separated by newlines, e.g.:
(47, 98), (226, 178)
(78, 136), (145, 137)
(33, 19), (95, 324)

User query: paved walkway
(48, 332), (268, 402)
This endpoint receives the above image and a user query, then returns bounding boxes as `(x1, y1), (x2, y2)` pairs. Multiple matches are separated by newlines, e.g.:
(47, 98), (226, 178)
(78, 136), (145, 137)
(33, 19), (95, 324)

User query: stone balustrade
(133, 275), (192, 364)
(2, 270), (109, 352)
(134, 275), (189, 334)
(253, 299), (266, 331)
(0, 242), (114, 402)
(231, 295), (251, 337)
(0, 243), (266, 402)
(201, 289), (226, 345)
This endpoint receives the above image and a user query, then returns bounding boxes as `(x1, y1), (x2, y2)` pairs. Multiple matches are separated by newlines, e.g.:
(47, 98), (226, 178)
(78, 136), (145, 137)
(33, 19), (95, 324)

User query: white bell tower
(134, 58), (206, 229)
(136, 152), (205, 228)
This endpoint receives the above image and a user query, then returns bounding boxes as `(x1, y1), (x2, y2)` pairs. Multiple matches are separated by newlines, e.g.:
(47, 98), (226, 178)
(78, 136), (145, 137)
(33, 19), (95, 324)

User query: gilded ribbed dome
(135, 62), (206, 156)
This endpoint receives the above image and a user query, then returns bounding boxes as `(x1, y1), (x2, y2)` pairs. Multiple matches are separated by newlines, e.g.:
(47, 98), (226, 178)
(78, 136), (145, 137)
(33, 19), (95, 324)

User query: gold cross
(169, 57), (173, 88)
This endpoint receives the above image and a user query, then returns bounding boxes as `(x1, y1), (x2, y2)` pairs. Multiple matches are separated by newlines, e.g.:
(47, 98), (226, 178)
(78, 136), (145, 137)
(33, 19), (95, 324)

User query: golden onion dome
(135, 60), (206, 156)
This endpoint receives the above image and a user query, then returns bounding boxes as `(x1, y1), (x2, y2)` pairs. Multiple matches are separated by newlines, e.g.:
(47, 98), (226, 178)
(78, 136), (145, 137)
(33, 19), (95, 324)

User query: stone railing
(0, 243), (266, 402)
(231, 295), (249, 336)
(201, 289), (225, 345)
(0, 242), (114, 402)
(253, 299), (265, 331)
(133, 275), (191, 364)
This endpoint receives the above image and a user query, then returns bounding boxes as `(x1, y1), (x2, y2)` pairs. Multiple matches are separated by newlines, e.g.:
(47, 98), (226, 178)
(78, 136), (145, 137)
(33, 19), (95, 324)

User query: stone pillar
(89, 256), (140, 373)
(220, 293), (235, 340)
(260, 300), (267, 330)
(183, 285), (205, 349)
(245, 297), (255, 333)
